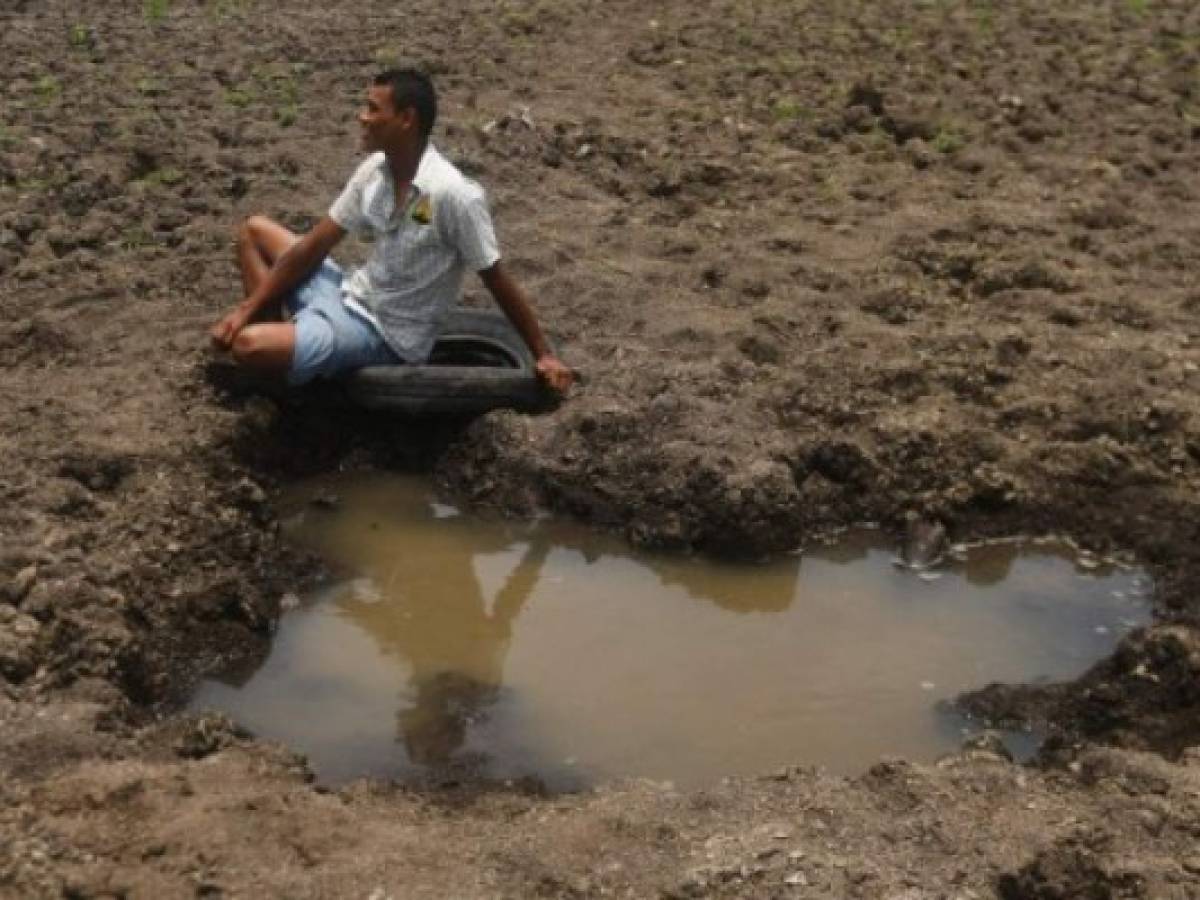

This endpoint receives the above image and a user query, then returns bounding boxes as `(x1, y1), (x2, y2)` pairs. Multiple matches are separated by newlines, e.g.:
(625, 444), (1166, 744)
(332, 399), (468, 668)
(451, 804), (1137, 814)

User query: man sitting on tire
(210, 67), (574, 395)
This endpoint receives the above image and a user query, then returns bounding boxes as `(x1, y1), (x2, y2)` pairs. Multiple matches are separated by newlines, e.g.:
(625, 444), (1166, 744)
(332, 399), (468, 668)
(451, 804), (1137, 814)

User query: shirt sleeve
(440, 186), (501, 272)
(328, 160), (370, 233)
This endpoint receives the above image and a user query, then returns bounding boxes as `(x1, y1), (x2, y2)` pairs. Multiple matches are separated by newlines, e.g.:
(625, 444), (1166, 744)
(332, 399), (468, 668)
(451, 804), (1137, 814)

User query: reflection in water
(959, 538), (1116, 588)
(325, 503), (804, 769)
(962, 540), (1020, 588)
(189, 474), (1152, 789)
(338, 539), (549, 767)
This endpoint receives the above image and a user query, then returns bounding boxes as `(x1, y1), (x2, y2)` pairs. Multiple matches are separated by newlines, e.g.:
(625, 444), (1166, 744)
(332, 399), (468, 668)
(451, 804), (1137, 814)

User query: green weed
(883, 26), (913, 49)
(224, 85), (255, 109)
(972, 1), (994, 34)
(135, 76), (163, 96)
(250, 63), (303, 125)
(373, 47), (402, 68)
(140, 167), (184, 187)
(15, 177), (50, 194)
(1126, 0), (1148, 14)
(34, 74), (61, 106)
(68, 23), (94, 51)
(119, 226), (154, 250)
(864, 124), (895, 152)
(932, 124), (966, 154)
(770, 98), (809, 122)
(143, 0), (170, 23)
(208, 0), (251, 18)
(275, 104), (298, 127)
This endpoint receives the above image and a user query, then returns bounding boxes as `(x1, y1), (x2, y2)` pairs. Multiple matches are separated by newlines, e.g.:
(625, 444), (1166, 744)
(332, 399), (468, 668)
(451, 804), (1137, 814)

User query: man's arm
(211, 216), (346, 350)
(478, 261), (574, 394)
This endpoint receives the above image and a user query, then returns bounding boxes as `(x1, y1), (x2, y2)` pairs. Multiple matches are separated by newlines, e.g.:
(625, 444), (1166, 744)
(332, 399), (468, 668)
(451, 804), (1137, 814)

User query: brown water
(190, 473), (1152, 790)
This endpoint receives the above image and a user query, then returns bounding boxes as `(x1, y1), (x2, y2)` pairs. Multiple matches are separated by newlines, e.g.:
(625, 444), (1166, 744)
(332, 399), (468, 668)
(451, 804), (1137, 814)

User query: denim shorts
(285, 260), (400, 386)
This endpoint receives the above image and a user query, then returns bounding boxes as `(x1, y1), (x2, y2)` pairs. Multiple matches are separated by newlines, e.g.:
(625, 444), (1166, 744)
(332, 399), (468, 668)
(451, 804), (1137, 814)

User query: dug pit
(190, 473), (1151, 790)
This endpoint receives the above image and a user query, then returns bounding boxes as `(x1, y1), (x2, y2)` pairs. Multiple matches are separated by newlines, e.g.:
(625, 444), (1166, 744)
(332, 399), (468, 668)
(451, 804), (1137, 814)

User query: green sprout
(119, 226), (154, 250)
(373, 47), (401, 68)
(208, 0), (251, 18)
(140, 167), (184, 187)
(143, 0), (170, 22)
(932, 124), (966, 154)
(68, 23), (94, 51)
(884, 26), (913, 48)
(248, 64), (303, 125)
(770, 98), (808, 122)
(224, 85), (255, 109)
(34, 74), (61, 106)
(135, 76), (163, 96)
(973, 3), (994, 34)
(275, 103), (298, 127)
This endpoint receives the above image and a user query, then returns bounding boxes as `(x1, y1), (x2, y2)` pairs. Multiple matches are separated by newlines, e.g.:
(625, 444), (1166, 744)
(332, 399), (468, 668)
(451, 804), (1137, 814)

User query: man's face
(358, 84), (416, 152)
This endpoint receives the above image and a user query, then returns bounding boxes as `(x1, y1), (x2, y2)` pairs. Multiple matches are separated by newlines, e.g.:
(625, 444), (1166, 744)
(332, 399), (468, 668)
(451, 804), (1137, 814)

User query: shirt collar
(412, 144), (438, 196)
(366, 148), (433, 228)
(376, 144), (436, 196)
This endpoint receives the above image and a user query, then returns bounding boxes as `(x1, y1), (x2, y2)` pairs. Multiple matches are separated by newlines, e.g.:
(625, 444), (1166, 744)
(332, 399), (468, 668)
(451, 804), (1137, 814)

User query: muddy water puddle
(191, 474), (1151, 789)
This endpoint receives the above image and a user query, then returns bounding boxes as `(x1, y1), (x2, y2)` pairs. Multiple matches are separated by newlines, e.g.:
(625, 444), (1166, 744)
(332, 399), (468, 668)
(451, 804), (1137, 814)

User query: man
(210, 68), (573, 394)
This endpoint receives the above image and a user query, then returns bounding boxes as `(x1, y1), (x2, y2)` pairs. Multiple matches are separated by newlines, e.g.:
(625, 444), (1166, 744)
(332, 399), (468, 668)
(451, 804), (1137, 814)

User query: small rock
(239, 396), (279, 435)
(901, 513), (947, 569)
(3, 566), (36, 604)
(784, 871), (808, 886)
(231, 477), (267, 509)
(13, 213), (43, 242)
(905, 138), (935, 169)
(738, 333), (782, 366)
(10, 612), (39, 639)
(174, 712), (250, 759)
(1134, 808), (1164, 836)
(960, 730), (1014, 762)
(0, 616), (38, 682)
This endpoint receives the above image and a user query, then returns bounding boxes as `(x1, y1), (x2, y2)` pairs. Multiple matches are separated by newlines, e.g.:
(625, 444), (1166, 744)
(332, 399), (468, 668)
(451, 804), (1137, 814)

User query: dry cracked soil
(4, 0), (1200, 897)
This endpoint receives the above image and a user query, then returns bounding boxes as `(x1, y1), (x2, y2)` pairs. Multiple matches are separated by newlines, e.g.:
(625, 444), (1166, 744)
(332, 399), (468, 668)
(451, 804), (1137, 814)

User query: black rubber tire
(342, 308), (555, 416)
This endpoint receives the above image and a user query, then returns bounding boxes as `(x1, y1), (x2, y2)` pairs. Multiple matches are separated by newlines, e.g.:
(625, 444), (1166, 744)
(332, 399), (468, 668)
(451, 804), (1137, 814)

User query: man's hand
(210, 305), (252, 351)
(479, 263), (574, 396)
(212, 216), (347, 352)
(536, 354), (575, 394)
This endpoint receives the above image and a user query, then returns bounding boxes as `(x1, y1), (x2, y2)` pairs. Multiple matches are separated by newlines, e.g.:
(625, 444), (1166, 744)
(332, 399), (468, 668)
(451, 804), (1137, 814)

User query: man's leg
(230, 322), (297, 377)
(236, 215), (298, 303)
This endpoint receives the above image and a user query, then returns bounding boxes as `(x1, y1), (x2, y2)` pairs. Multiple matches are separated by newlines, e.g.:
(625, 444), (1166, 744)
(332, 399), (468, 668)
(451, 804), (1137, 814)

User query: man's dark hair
(374, 68), (437, 142)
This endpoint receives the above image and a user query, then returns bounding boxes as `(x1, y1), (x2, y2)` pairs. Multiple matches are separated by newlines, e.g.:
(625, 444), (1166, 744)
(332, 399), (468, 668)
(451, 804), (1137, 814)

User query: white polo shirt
(328, 145), (500, 363)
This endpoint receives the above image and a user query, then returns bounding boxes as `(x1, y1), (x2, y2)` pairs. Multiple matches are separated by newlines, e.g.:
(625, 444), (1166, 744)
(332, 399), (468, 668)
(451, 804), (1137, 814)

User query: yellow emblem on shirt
(411, 196), (432, 225)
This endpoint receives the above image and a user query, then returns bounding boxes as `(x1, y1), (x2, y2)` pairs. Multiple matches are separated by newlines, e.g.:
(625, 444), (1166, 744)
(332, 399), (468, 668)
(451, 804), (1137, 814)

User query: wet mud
(4, 0), (1200, 896)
